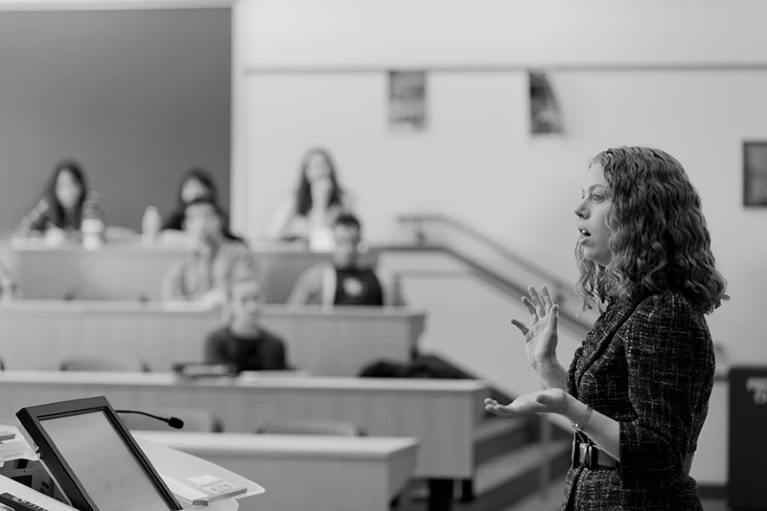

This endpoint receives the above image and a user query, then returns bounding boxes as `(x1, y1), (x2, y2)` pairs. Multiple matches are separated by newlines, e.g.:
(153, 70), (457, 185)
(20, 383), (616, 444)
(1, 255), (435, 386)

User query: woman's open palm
(512, 285), (560, 369)
(484, 388), (570, 417)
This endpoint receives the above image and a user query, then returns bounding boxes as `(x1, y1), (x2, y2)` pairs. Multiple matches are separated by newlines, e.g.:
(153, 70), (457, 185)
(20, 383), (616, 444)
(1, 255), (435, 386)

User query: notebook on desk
(171, 363), (238, 380)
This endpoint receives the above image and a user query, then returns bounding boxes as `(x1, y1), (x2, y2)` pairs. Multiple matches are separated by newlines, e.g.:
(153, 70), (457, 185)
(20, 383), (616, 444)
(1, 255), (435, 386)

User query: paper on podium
(134, 435), (264, 507)
(0, 425), (40, 465)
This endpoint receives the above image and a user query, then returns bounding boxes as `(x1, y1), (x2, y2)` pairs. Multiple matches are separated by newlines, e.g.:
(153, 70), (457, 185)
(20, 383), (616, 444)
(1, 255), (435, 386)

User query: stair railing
(395, 212), (593, 498)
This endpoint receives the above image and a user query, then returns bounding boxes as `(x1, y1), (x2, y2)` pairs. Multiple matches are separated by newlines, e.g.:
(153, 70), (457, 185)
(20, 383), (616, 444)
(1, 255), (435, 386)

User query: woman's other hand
(484, 388), (570, 418)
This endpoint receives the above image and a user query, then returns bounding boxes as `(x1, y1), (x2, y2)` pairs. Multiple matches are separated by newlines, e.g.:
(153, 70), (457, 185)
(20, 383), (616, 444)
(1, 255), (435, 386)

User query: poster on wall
(743, 141), (767, 207)
(529, 71), (564, 135)
(389, 70), (427, 132)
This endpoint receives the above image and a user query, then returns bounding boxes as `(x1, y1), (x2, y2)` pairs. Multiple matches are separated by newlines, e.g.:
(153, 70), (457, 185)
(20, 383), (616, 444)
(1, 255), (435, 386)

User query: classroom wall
(0, 7), (231, 233)
(233, 0), (767, 364)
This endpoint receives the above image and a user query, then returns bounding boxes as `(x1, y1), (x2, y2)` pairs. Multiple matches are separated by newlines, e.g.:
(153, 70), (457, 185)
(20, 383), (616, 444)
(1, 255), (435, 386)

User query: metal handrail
(395, 213), (581, 498)
(397, 212), (574, 298)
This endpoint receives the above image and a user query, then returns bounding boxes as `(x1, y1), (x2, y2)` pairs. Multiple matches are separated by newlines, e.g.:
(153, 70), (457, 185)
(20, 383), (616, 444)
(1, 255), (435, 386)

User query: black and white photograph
(0, 2), (760, 511)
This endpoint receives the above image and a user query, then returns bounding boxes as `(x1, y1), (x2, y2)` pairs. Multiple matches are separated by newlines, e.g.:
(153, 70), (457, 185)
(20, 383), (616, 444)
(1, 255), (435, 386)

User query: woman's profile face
(574, 162), (613, 267)
(305, 153), (332, 184)
(181, 177), (211, 204)
(55, 169), (83, 210)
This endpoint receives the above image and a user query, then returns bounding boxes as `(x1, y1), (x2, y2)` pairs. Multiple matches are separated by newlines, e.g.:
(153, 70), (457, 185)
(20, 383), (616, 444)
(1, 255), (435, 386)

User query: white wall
(235, 0), (767, 67)
(233, 0), (767, 365)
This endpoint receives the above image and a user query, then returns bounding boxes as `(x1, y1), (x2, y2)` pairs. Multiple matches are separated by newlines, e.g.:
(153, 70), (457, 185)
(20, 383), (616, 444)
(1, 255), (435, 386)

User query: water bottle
(141, 206), (162, 247)
(81, 193), (104, 251)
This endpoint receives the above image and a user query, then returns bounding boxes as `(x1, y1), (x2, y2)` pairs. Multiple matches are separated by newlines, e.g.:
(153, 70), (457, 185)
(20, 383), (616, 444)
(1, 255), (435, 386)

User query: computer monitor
(16, 396), (181, 511)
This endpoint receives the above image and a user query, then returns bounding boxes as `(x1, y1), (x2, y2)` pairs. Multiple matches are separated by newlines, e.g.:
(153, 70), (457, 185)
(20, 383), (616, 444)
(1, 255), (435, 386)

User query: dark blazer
(562, 290), (715, 511)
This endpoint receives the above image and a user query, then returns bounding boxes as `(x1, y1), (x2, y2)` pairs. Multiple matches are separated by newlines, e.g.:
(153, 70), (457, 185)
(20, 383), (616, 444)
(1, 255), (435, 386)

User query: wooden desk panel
(0, 243), (379, 303)
(0, 302), (425, 376)
(0, 372), (488, 479)
(1, 244), (185, 301)
(135, 432), (418, 511)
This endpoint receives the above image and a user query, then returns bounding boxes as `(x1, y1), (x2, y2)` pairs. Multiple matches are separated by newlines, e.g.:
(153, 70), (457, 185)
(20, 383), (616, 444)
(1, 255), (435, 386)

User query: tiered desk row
(0, 242), (489, 511)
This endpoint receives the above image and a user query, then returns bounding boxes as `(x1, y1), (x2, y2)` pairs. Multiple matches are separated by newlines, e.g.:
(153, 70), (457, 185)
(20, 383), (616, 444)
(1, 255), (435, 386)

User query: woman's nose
(574, 200), (588, 219)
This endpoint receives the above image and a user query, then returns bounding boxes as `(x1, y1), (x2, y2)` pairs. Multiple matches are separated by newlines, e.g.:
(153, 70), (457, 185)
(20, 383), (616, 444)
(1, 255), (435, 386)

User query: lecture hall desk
(135, 431), (419, 511)
(0, 241), (379, 303)
(0, 371), (489, 510)
(0, 301), (425, 376)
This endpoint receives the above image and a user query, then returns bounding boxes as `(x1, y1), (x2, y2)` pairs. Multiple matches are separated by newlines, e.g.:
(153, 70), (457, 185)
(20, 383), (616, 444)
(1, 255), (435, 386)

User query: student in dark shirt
(204, 276), (289, 372)
(287, 213), (404, 306)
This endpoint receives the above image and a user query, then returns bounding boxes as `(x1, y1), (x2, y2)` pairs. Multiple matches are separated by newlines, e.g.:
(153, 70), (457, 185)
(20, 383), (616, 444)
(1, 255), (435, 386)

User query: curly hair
(575, 147), (728, 314)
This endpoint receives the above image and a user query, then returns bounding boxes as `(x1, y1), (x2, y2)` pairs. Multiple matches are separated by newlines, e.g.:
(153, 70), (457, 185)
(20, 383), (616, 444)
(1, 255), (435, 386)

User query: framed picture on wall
(529, 71), (564, 135)
(388, 70), (427, 132)
(743, 141), (767, 207)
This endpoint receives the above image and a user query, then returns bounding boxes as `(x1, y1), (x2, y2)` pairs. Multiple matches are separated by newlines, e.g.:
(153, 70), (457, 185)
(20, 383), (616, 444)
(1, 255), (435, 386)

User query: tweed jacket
(562, 290), (715, 511)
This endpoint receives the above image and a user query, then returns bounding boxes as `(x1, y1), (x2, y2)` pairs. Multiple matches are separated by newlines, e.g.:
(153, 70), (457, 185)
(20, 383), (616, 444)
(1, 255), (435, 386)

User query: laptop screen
(40, 411), (173, 511)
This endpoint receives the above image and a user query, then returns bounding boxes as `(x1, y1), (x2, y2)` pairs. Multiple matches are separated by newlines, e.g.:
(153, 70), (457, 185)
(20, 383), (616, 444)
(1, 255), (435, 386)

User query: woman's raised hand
(511, 285), (560, 370)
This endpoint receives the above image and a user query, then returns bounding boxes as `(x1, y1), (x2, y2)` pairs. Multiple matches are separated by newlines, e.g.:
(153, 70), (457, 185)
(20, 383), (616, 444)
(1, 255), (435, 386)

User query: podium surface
(0, 426), (258, 511)
(135, 436), (264, 509)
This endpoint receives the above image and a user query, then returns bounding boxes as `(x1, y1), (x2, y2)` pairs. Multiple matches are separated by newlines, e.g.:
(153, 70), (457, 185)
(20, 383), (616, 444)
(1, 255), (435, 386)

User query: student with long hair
(16, 159), (104, 238)
(163, 168), (217, 230)
(485, 147), (728, 510)
(162, 167), (243, 242)
(267, 147), (354, 249)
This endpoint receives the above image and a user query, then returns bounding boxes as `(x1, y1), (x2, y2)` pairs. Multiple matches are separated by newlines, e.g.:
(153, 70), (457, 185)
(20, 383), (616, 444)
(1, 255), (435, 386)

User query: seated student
(163, 167), (215, 231)
(287, 213), (404, 306)
(267, 147), (355, 250)
(204, 275), (289, 372)
(15, 159), (105, 240)
(161, 197), (258, 304)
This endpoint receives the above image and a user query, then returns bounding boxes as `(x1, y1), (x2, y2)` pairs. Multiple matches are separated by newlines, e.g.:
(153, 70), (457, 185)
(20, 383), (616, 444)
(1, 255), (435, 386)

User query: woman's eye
(592, 194), (604, 202)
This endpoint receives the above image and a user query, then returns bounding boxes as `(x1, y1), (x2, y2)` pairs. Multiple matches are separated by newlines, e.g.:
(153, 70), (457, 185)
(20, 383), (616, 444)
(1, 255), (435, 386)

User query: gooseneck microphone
(115, 409), (185, 429)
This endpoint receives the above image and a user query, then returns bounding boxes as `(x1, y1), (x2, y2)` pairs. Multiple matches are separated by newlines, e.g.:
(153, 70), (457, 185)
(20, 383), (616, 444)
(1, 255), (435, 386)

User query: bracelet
(571, 405), (593, 433)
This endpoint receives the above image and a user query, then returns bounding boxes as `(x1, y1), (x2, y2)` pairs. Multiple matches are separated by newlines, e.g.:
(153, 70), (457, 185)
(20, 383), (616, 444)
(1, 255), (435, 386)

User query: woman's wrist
(533, 359), (566, 386)
(532, 356), (560, 372)
(562, 394), (587, 423)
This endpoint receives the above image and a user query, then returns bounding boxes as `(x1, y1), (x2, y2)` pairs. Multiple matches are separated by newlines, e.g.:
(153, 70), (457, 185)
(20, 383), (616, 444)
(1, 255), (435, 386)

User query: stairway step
(474, 417), (533, 465)
(404, 439), (570, 509)
(474, 416), (530, 442)
(474, 439), (570, 496)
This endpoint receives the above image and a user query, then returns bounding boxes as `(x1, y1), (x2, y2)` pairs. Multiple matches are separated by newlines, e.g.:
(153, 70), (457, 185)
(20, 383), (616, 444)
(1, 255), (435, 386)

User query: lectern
(1, 396), (263, 511)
